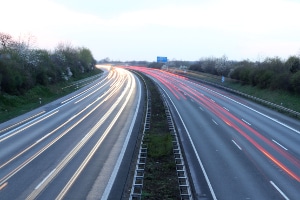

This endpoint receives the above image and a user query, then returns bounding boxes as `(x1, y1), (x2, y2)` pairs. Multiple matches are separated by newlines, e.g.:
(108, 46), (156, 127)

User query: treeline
(0, 32), (96, 95)
(189, 55), (300, 93)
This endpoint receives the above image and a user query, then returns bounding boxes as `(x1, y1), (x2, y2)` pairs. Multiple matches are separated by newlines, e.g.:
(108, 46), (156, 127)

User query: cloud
(1, 0), (103, 45)
(2, 0), (299, 60)
(108, 0), (300, 34)
(4, 0), (299, 36)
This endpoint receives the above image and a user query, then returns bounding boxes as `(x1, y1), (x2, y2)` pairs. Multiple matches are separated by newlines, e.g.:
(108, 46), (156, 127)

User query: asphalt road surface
(0, 66), (143, 200)
(130, 66), (300, 200)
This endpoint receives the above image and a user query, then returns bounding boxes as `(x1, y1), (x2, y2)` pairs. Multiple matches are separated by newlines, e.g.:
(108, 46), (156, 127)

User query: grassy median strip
(141, 74), (180, 199)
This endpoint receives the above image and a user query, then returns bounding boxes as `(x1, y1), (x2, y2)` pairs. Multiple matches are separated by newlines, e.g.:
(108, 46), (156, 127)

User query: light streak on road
(0, 70), (123, 170)
(0, 110), (59, 143)
(56, 69), (138, 200)
(155, 69), (300, 182)
(0, 111), (45, 134)
(0, 67), (141, 199)
(128, 66), (300, 198)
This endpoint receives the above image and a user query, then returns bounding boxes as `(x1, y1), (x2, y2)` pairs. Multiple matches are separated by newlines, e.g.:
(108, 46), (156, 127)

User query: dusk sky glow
(2, 0), (300, 61)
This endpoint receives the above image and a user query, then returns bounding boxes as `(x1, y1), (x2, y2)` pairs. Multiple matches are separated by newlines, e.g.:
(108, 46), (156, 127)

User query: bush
(291, 71), (300, 93)
(0, 33), (96, 95)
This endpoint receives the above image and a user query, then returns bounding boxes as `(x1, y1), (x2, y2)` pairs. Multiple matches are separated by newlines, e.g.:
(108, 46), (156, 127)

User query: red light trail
(128, 66), (300, 182)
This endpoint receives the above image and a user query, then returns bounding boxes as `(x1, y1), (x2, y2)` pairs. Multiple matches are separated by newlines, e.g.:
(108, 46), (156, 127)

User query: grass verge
(174, 69), (300, 114)
(0, 69), (102, 123)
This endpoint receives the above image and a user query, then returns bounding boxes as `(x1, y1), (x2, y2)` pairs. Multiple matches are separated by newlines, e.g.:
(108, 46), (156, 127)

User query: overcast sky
(2, 0), (300, 61)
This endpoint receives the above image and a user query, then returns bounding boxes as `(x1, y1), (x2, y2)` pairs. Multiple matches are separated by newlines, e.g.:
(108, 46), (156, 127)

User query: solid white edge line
(1, 73), (108, 141)
(189, 80), (300, 135)
(101, 72), (141, 200)
(270, 181), (289, 200)
(35, 168), (56, 190)
(272, 139), (288, 151)
(159, 85), (218, 200)
(0, 111), (45, 134)
(0, 110), (59, 142)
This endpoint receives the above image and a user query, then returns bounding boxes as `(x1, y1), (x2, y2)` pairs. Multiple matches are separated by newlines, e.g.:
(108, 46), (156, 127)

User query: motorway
(0, 66), (143, 199)
(130, 67), (300, 200)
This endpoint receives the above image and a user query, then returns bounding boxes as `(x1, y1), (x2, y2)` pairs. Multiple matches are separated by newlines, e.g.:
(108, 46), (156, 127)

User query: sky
(2, 0), (300, 62)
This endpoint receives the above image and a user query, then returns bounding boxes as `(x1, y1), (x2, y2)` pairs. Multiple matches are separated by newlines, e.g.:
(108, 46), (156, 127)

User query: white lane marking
(223, 107), (229, 111)
(232, 140), (242, 150)
(35, 168), (56, 190)
(159, 86), (218, 200)
(0, 111), (45, 134)
(212, 119), (218, 125)
(61, 75), (107, 104)
(199, 106), (204, 111)
(242, 119), (251, 126)
(210, 99), (215, 102)
(1, 94), (109, 169)
(27, 69), (130, 200)
(270, 181), (289, 200)
(74, 77), (112, 104)
(187, 80), (300, 135)
(272, 139), (288, 151)
(101, 72), (141, 200)
(0, 110), (59, 142)
(0, 76), (109, 142)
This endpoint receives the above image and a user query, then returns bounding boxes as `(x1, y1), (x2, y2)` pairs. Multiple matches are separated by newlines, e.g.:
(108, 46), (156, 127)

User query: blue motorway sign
(157, 56), (168, 63)
(222, 76), (225, 83)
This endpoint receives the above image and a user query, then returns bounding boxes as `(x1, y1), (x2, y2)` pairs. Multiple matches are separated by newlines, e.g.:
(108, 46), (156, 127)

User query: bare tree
(12, 33), (40, 67)
(0, 32), (13, 50)
(215, 55), (229, 76)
